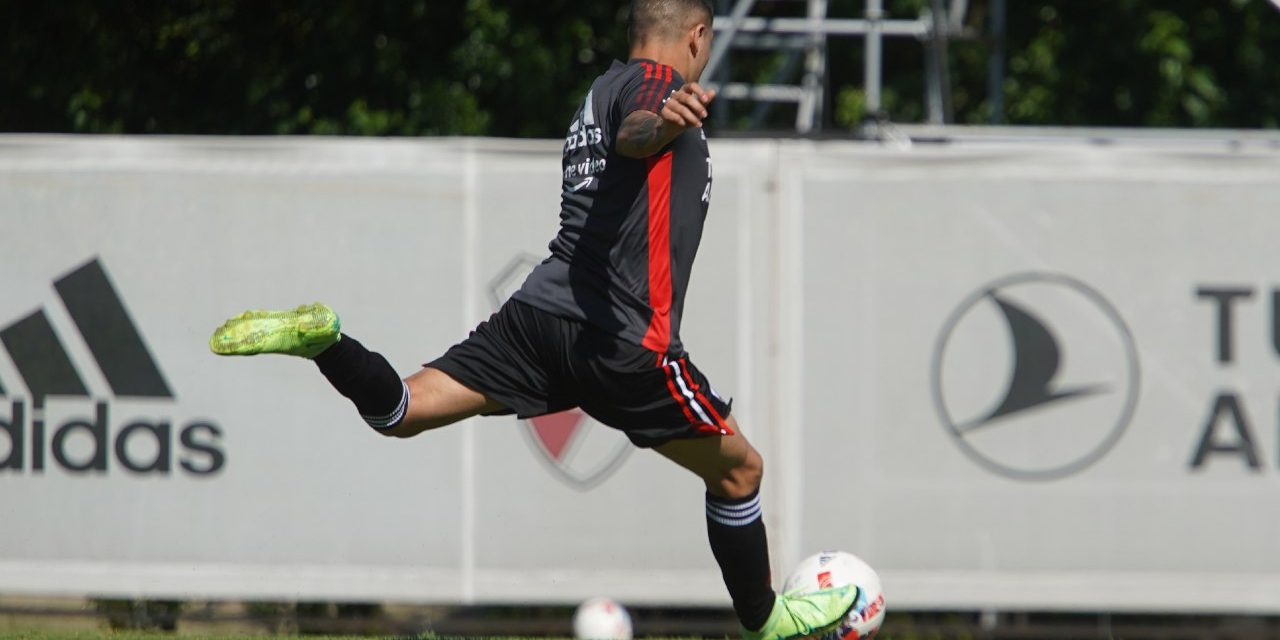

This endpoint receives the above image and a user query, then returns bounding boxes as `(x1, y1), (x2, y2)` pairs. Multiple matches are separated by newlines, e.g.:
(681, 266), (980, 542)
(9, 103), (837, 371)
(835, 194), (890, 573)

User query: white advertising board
(1, 134), (1279, 613)
(782, 142), (1280, 612)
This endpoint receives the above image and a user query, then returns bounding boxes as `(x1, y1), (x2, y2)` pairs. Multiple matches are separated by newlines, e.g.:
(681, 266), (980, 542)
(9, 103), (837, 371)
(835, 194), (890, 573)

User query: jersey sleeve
(618, 61), (681, 118)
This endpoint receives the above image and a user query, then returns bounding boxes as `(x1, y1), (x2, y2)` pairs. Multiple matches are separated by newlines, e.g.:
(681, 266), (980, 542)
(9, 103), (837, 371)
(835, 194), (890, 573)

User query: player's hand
(661, 83), (717, 129)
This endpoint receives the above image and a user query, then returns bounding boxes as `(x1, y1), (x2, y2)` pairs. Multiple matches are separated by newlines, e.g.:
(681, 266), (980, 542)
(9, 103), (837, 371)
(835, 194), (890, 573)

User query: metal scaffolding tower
(706, 0), (973, 134)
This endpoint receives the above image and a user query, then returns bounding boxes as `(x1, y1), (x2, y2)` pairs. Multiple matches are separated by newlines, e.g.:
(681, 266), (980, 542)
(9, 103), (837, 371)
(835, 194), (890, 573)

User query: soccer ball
(782, 550), (886, 640)
(572, 596), (633, 640)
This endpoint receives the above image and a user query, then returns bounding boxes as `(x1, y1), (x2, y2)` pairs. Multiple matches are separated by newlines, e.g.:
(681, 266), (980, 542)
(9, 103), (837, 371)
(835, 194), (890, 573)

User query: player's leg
(654, 415), (762, 497)
(655, 417), (857, 640)
(316, 337), (511, 437)
(579, 342), (856, 640)
(209, 303), (510, 435)
(653, 418), (774, 627)
(379, 366), (507, 438)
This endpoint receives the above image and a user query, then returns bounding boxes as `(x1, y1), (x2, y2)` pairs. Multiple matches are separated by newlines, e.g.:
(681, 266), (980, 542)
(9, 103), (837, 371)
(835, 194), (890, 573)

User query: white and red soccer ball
(782, 550), (886, 640)
(573, 596), (633, 640)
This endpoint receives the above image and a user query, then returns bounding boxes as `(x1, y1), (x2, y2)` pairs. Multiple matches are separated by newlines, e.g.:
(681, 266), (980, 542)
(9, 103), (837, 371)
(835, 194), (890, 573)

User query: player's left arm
(616, 83), (716, 159)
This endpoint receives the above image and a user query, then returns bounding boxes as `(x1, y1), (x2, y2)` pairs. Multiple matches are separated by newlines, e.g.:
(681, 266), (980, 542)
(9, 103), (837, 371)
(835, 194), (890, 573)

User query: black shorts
(426, 299), (733, 448)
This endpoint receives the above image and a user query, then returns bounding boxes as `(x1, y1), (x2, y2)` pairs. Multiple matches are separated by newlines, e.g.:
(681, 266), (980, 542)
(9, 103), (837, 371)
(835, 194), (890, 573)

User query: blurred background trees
(3, 0), (1277, 136)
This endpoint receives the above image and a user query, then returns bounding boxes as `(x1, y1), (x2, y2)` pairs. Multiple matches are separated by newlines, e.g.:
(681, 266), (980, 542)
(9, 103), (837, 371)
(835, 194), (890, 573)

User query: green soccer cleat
(209, 303), (341, 359)
(742, 584), (860, 640)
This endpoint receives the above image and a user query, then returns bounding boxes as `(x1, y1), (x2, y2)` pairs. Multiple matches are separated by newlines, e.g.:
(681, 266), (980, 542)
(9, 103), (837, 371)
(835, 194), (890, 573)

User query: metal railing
(706, 0), (976, 133)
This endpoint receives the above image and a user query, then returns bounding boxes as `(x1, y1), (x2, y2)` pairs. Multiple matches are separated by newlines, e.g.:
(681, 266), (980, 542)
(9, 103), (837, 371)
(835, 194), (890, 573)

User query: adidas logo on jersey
(0, 258), (225, 476)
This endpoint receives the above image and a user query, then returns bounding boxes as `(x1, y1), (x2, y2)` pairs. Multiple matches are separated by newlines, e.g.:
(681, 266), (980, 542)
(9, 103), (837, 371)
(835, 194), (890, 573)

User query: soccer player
(209, 1), (858, 637)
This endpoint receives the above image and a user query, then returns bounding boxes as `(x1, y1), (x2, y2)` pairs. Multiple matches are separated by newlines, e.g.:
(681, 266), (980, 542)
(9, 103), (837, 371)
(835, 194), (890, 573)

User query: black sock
(312, 334), (408, 430)
(706, 490), (776, 631)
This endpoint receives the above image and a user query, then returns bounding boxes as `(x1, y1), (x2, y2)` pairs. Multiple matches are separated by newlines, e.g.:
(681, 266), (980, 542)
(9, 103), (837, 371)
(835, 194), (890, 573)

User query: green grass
(0, 633), (705, 640)
(0, 634), (610, 640)
(0, 635), (363, 640)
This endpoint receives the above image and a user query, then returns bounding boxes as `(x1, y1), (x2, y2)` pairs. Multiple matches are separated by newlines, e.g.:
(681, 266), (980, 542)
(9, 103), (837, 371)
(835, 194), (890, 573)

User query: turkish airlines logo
(489, 255), (630, 489)
(931, 273), (1140, 481)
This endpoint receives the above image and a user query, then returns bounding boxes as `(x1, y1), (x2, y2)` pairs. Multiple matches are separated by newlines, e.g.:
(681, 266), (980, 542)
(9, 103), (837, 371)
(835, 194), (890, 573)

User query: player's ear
(689, 23), (708, 57)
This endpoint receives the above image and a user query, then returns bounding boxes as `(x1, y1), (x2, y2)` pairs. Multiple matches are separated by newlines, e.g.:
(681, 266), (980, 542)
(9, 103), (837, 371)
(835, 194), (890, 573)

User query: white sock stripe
(363, 381), (409, 429)
(706, 493), (761, 512)
(706, 508), (763, 527)
(668, 360), (715, 425)
(363, 412), (399, 424)
(706, 494), (762, 523)
(706, 502), (762, 520)
(383, 382), (409, 426)
(707, 509), (763, 527)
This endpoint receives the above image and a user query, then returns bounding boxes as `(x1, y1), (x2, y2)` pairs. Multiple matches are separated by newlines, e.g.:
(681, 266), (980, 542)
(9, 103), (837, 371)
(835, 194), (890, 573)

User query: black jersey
(513, 59), (714, 357)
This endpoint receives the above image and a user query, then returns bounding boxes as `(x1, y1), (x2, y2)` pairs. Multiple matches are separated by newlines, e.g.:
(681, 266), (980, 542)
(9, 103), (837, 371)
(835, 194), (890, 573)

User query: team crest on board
(488, 254), (631, 489)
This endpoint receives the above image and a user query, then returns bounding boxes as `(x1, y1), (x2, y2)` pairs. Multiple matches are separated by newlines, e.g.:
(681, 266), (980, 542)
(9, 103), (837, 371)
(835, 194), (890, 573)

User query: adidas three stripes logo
(0, 258), (225, 476)
(0, 258), (171, 404)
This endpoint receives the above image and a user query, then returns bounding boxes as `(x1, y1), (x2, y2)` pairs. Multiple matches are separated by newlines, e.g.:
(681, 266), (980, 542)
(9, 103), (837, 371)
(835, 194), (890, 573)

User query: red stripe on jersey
(653, 64), (673, 111)
(642, 152), (674, 354)
(649, 63), (660, 104)
(678, 357), (732, 433)
(646, 65), (664, 112)
(637, 63), (673, 113)
(635, 62), (654, 111)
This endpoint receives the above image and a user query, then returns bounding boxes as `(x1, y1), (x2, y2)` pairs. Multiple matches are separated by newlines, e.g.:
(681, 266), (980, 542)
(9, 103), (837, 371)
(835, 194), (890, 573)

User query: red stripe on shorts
(677, 357), (732, 434)
(659, 354), (699, 426)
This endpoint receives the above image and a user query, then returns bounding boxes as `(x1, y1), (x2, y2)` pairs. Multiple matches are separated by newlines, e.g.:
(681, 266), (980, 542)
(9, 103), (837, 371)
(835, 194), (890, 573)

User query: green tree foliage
(3, 0), (625, 136)
(830, 0), (1280, 129)
(995, 0), (1280, 127)
(3, 0), (1277, 136)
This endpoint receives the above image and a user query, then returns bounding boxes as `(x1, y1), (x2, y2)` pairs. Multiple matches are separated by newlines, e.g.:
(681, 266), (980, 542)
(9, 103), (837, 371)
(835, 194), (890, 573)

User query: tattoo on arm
(616, 111), (673, 159)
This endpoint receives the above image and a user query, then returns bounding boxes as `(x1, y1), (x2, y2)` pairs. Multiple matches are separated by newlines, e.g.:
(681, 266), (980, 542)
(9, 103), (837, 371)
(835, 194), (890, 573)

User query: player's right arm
(616, 83), (717, 159)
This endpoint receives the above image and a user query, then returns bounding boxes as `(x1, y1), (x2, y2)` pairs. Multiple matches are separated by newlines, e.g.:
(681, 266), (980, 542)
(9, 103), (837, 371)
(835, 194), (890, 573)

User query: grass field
(0, 634), (668, 640)
(0, 635), (400, 640)
(0, 599), (729, 640)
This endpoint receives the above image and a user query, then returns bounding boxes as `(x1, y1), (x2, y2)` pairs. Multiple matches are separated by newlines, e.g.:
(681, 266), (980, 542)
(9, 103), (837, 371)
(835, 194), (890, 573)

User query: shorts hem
(424, 359), (538, 419)
(617, 401), (734, 449)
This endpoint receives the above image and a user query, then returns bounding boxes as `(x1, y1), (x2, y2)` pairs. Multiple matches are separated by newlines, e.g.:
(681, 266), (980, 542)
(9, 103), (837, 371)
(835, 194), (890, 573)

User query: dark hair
(628, 0), (715, 45)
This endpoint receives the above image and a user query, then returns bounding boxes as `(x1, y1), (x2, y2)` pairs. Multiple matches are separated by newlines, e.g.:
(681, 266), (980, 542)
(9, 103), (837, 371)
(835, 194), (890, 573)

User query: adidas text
(0, 400), (224, 476)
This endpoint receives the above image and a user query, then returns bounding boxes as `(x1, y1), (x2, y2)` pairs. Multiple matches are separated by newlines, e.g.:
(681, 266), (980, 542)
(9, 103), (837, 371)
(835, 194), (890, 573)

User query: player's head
(628, 0), (715, 81)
